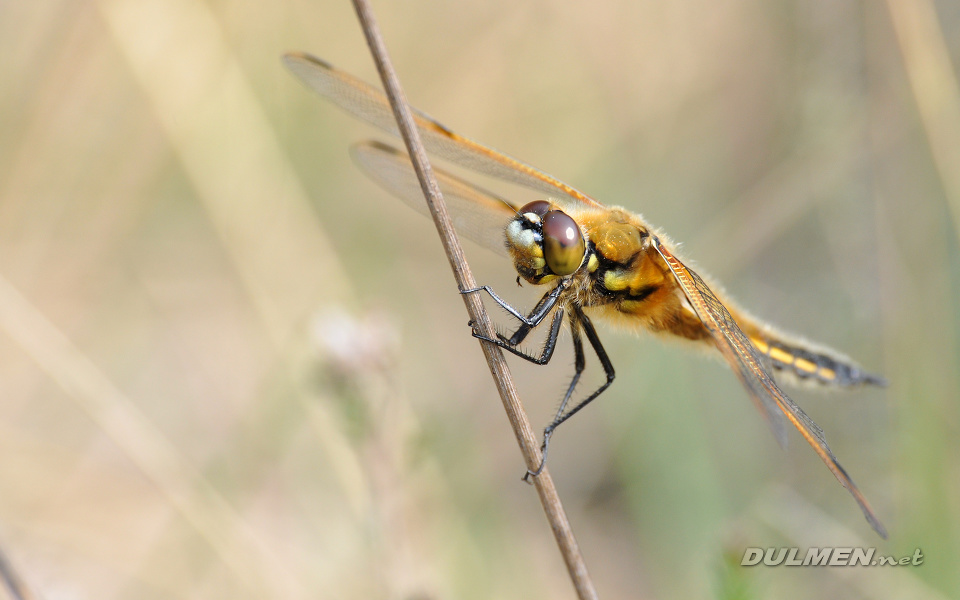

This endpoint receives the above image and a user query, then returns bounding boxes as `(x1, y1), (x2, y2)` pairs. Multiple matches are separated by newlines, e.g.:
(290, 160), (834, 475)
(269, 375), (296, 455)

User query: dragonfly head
(506, 200), (587, 284)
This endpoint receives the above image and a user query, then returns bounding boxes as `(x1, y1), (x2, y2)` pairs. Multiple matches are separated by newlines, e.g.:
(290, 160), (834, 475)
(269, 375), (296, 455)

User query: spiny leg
(525, 307), (616, 480)
(501, 284), (562, 346)
(467, 285), (566, 365)
(523, 312), (587, 481)
(472, 306), (565, 365)
(461, 280), (565, 328)
(554, 308), (616, 424)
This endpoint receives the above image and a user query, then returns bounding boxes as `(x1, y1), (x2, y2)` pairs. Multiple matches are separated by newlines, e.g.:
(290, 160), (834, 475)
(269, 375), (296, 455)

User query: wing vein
(651, 237), (887, 539)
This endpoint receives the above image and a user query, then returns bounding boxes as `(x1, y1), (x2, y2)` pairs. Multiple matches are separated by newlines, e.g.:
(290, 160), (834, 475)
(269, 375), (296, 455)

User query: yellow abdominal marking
(750, 338), (837, 380)
(816, 365), (837, 379)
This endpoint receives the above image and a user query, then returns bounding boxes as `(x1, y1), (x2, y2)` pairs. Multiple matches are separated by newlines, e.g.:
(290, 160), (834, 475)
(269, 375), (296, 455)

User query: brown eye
(519, 200), (552, 220)
(542, 210), (585, 276)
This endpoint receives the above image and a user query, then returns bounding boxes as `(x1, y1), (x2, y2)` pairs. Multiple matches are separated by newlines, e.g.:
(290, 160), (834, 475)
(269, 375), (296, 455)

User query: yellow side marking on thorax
(603, 269), (630, 291)
(587, 253), (599, 272)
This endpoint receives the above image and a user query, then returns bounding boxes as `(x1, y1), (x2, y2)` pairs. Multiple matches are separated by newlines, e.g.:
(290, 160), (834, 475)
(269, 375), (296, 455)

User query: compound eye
(519, 200), (552, 221)
(542, 210), (585, 276)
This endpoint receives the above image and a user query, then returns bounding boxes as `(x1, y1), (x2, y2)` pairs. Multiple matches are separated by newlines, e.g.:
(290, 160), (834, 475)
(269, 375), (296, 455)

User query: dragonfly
(284, 52), (888, 538)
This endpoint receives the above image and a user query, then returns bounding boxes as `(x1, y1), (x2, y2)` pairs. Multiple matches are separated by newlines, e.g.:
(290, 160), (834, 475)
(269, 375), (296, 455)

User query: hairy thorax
(568, 208), (711, 342)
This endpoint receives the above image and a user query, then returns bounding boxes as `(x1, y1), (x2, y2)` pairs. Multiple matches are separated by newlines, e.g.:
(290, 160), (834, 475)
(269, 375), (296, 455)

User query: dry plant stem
(350, 1), (598, 598)
(0, 544), (36, 600)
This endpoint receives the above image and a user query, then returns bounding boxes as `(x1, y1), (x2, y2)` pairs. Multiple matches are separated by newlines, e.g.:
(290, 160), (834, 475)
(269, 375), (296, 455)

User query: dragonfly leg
(461, 281), (564, 327)
(523, 313), (587, 481)
(525, 307), (616, 480)
(467, 285), (566, 364)
(471, 307), (564, 365)
(499, 284), (563, 346)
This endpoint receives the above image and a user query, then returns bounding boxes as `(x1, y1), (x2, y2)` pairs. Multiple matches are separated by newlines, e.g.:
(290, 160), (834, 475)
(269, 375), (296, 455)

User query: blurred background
(0, 0), (957, 598)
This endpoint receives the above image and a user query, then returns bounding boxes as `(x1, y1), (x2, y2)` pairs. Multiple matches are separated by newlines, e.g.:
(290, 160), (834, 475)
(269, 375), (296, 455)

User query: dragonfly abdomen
(749, 336), (886, 388)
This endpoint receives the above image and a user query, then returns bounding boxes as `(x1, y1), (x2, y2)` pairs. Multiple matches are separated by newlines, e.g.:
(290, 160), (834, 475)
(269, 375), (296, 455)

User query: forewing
(351, 141), (517, 255)
(283, 52), (604, 213)
(651, 237), (887, 539)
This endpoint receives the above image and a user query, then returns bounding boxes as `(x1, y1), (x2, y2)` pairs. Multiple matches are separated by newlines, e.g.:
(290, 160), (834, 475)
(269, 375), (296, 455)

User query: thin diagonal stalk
(886, 0), (960, 239)
(0, 542), (36, 600)
(349, 1), (598, 598)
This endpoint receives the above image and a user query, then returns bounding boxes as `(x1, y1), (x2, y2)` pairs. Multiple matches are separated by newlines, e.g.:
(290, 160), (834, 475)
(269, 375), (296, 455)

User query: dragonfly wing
(284, 52), (604, 213)
(351, 141), (517, 256)
(651, 237), (887, 539)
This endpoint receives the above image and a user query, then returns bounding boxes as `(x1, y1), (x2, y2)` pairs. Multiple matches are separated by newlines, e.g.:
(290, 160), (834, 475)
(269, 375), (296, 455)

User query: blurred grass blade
(98, 0), (351, 347)
(886, 0), (960, 241)
(0, 273), (304, 598)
